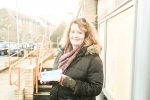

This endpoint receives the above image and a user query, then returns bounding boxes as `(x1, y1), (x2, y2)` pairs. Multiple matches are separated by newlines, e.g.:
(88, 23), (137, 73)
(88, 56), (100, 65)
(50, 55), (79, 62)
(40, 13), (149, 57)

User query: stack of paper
(40, 69), (62, 81)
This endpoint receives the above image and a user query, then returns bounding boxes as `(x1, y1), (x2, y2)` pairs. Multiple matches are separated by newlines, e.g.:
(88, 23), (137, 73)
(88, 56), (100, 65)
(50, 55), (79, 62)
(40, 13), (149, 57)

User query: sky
(0, 0), (79, 24)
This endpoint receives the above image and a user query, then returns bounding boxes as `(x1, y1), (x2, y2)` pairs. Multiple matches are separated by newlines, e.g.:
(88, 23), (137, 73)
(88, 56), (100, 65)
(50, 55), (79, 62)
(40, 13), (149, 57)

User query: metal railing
(34, 35), (53, 93)
(0, 47), (23, 69)
(9, 49), (35, 89)
(8, 35), (53, 91)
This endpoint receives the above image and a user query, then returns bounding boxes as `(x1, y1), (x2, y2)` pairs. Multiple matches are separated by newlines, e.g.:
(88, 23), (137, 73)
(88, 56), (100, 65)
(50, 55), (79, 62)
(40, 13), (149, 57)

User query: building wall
(78, 0), (97, 23)
(83, 0), (97, 22)
(0, 8), (55, 43)
(0, 8), (17, 42)
(78, 0), (150, 99)
(97, 0), (135, 100)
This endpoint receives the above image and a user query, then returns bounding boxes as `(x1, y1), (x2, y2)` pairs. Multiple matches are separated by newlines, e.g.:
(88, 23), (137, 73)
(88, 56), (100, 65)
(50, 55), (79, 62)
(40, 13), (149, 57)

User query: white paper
(40, 69), (62, 81)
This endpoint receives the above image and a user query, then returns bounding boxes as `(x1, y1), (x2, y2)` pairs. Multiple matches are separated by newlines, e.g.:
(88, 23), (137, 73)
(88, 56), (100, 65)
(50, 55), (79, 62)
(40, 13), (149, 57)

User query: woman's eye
(78, 32), (83, 34)
(70, 31), (74, 33)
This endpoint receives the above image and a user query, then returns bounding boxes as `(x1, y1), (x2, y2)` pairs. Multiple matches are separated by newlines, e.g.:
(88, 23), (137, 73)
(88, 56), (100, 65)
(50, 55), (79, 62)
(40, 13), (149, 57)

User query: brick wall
(14, 87), (25, 100)
(84, 0), (97, 22)
(24, 64), (36, 100)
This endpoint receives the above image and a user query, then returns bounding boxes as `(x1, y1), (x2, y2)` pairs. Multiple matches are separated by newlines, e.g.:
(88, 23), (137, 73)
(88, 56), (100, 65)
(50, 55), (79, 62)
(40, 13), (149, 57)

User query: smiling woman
(48, 17), (103, 100)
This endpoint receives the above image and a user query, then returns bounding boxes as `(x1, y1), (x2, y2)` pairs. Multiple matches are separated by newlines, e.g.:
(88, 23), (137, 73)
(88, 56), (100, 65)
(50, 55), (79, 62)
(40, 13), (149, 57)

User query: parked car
(0, 40), (7, 43)
(0, 42), (16, 56)
(26, 43), (34, 51)
(9, 44), (23, 56)
(9, 43), (33, 57)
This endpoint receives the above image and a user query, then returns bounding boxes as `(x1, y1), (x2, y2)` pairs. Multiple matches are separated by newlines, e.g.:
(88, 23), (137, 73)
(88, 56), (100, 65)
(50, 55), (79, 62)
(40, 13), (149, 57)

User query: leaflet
(40, 69), (62, 81)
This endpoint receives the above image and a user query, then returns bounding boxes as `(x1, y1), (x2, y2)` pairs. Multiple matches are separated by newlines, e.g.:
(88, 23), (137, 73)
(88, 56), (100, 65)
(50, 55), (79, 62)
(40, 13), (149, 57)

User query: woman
(49, 18), (103, 100)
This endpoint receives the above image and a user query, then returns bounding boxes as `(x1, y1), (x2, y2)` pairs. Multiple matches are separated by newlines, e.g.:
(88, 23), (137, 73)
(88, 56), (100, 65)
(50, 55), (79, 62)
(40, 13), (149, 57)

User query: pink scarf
(58, 44), (84, 74)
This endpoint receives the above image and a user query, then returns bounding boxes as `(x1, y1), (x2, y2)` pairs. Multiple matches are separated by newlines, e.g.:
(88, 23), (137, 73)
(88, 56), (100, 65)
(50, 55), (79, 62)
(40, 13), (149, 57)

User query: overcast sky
(0, 0), (79, 24)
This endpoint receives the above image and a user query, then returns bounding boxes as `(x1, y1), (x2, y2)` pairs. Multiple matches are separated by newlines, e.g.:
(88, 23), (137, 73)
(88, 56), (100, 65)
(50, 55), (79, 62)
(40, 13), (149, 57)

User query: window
(0, 19), (4, 23)
(0, 28), (4, 32)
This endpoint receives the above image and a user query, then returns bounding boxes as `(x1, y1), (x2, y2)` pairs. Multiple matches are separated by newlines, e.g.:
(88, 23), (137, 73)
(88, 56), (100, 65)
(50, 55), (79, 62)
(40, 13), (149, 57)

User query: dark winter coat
(49, 45), (103, 100)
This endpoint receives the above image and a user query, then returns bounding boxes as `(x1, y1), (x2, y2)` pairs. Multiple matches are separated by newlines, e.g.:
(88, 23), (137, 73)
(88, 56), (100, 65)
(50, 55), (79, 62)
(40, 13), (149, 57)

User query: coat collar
(58, 44), (101, 55)
(85, 44), (101, 55)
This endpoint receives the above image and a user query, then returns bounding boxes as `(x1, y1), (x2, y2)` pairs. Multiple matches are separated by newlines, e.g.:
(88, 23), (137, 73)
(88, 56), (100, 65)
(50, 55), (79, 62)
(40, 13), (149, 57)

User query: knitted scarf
(58, 43), (84, 74)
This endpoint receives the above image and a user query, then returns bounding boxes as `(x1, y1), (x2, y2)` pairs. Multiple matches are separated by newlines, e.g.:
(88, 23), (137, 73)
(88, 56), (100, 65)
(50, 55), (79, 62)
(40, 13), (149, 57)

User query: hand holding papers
(40, 69), (62, 82)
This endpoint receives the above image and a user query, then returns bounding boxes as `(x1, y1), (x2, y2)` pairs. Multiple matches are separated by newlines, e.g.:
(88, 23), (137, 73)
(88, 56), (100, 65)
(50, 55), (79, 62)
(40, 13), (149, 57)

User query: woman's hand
(39, 69), (49, 84)
(59, 74), (67, 85)
(59, 75), (76, 90)
(51, 74), (67, 83)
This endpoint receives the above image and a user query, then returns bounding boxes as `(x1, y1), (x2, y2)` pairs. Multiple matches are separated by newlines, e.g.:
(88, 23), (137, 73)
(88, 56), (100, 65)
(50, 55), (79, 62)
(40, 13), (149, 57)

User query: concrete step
(35, 85), (52, 92)
(34, 92), (49, 95)
(33, 57), (54, 100)
(38, 85), (52, 88)
(33, 92), (50, 100)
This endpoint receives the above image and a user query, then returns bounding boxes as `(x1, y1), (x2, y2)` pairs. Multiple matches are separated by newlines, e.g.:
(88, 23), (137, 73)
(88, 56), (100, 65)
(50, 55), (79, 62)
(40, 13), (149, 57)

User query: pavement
(0, 57), (32, 100)
(0, 57), (55, 100)
(0, 57), (21, 72)
(0, 74), (18, 100)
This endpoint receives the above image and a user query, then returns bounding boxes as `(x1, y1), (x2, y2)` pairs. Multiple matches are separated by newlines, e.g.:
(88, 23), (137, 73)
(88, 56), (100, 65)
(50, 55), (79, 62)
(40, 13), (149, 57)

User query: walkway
(0, 57), (30, 100)
(0, 57), (20, 72)
(0, 57), (54, 100)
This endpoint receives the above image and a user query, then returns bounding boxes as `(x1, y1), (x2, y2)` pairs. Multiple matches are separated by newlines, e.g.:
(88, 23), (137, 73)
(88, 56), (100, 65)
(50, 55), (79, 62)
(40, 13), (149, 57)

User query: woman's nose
(73, 32), (78, 37)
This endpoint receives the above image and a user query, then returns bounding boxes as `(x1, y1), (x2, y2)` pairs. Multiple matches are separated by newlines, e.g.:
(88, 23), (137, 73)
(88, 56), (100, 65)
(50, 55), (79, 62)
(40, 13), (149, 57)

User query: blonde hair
(60, 17), (102, 50)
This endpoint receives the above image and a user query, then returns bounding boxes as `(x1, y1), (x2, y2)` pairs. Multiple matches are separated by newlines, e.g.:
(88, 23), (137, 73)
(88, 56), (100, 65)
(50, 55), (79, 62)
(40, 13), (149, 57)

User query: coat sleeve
(48, 51), (63, 85)
(52, 51), (63, 70)
(73, 56), (103, 96)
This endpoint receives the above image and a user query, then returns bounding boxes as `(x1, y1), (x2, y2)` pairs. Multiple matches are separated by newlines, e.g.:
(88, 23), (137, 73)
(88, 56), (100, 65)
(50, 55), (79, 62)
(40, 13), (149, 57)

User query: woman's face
(69, 23), (85, 50)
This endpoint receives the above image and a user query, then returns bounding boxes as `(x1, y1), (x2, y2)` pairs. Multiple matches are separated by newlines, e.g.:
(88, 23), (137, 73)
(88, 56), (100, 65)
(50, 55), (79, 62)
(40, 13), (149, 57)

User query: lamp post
(7, 24), (11, 42)
(8, 25), (9, 42)
(16, 0), (19, 44)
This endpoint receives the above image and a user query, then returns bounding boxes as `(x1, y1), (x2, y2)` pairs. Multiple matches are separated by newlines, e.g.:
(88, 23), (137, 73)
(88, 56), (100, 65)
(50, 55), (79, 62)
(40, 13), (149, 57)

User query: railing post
(7, 48), (10, 68)
(18, 67), (20, 90)
(8, 56), (10, 68)
(24, 49), (27, 57)
(36, 57), (39, 93)
(29, 57), (32, 65)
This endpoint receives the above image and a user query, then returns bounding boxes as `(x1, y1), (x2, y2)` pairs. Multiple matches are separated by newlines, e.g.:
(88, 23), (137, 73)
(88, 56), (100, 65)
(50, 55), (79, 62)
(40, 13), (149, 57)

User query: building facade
(78, 0), (150, 100)
(0, 8), (56, 43)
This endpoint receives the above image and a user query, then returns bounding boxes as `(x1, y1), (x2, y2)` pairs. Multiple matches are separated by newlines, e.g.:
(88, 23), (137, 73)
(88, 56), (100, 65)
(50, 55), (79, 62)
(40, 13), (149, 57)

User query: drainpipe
(132, 0), (150, 99)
